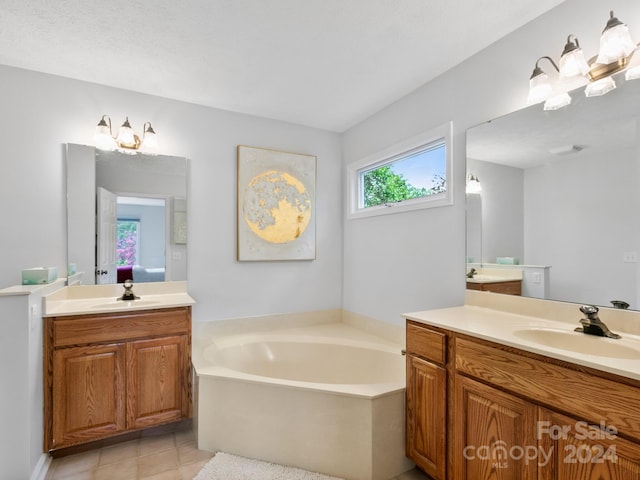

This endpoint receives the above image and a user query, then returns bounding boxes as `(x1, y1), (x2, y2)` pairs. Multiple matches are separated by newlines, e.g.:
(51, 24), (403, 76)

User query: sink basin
(513, 328), (640, 359)
(90, 300), (160, 310)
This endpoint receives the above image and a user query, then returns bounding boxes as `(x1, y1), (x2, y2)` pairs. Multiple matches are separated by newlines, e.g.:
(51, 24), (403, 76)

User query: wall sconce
(528, 10), (638, 110)
(94, 115), (158, 153)
(466, 174), (482, 194)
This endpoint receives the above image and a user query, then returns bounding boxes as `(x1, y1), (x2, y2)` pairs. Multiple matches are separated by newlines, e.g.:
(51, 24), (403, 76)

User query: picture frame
(237, 145), (316, 261)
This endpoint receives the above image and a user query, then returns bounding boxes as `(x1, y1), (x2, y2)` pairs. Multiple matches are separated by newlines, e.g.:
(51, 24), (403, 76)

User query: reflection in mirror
(466, 76), (640, 310)
(66, 144), (188, 285)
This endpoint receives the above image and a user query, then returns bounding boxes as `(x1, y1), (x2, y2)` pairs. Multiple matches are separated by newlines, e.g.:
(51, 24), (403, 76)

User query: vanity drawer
(455, 336), (640, 440)
(406, 321), (447, 365)
(51, 307), (191, 348)
(466, 279), (521, 295)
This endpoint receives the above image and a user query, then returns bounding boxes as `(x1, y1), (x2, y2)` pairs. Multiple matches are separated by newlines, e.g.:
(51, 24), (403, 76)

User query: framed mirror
(66, 144), (188, 284)
(466, 76), (640, 310)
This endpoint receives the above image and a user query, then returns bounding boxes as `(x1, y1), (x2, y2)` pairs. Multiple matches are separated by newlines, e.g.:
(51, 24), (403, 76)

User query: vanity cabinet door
(51, 343), (126, 448)
(538, 409), (640, 480)
(453, 374), (538, 480)
(126, 335), (191, 429)
(406, 354), (447, 480)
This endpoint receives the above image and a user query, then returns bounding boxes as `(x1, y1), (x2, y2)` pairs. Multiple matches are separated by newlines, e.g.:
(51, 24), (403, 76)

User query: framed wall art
(237, 145), (316, 261)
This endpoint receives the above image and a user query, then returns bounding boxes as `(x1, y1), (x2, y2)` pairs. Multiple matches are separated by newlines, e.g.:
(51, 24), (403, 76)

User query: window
(116, 219), (139, 266)
(348, 122), (453, 219)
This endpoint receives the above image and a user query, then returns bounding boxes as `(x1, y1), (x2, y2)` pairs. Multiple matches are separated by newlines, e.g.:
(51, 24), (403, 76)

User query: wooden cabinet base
(405, 319), (640, 480)
(45, 307), (192, 452)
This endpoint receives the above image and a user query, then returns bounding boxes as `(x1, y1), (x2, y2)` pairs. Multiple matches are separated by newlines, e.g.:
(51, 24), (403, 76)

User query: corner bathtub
(192, 322), (413, 480)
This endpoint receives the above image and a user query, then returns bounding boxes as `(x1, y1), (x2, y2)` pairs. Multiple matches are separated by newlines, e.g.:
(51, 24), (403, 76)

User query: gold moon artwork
(243, 170), (312, 244)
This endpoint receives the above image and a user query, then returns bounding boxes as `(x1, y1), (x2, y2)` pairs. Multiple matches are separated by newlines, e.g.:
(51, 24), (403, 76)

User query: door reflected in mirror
(66, 144), (188, 285)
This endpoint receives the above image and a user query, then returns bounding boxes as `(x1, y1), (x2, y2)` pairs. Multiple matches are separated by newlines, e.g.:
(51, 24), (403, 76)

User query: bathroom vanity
(465, 278), (521, 295)
(405, 292), (640, 480)
(43, 283), (194, 452)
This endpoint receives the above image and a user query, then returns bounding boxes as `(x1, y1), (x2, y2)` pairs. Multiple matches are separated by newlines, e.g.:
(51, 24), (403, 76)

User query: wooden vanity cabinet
(405, 321), (448, 480)
(466, 279), (521, 295)
(45, 307), (191, 451)
(538, 409), (640, 480)
(405, 319), (640, 480)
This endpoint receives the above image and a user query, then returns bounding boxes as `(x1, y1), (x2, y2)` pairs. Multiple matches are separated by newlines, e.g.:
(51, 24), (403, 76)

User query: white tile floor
(45, 425), (431, 479)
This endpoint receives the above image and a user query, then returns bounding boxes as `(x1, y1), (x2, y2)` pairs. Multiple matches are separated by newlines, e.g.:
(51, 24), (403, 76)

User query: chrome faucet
(466, 268), (477, 279)
(575, 305), (620, 339)
(118, 279), (139, 301)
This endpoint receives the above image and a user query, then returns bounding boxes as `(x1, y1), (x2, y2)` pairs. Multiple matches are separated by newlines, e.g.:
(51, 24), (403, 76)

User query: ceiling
(1, 0), (565, 132)
(467, 73), (640, 169)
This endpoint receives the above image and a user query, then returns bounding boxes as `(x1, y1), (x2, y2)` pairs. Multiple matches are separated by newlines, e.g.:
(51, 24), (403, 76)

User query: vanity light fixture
(528, 10), (639, 107)
(94, 115), (159, 153)
(466, 174), (482, 194)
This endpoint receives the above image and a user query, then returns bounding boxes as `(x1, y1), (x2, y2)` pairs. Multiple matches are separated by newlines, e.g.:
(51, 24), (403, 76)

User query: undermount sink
(90, 299), (160, 310)
(513, 328), (640, 359)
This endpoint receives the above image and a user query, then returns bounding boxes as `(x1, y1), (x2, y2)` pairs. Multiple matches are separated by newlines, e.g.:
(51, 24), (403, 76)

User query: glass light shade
(95, 122), (116, 150)
(466, 176), (482, 194)
(139, 122), (158, 153)
(596, 23), (636, 64)
(543, 92), (572, 111)
(559, 48), (590, 78)
(626, 65), (640, 80)
(116, 118), (137, 148)
(528, 72), (552, 104)
(585, 76), (616, 97)
(140, 131), (158, 153)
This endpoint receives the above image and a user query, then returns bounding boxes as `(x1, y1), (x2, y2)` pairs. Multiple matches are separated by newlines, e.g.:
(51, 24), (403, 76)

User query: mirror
(466, 76), (640, 310)
(66, 144), (188, 284)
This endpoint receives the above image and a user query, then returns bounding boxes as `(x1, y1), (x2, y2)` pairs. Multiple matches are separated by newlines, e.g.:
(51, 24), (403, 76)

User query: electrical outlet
(532, 272), (541, 284)
(623, 251), (638, 263)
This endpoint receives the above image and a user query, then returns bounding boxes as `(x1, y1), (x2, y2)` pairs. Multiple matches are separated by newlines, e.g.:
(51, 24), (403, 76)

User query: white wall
(341, 0), (637, 324)
(467, 159), (525, 264)
(0, 65), (343, 322)
(525, 145), (639, 307)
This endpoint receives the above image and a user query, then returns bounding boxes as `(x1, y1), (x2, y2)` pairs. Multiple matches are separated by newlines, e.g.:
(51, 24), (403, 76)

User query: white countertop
(404, 304), (640, 381)
(466, 275), (521, 284)
(465, 267), (523, 284)
(43, 281), (195, 317)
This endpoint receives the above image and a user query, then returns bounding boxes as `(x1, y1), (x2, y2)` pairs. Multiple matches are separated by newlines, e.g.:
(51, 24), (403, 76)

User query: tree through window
(362, 143), (446, 208)
(117, 220), (139, 266)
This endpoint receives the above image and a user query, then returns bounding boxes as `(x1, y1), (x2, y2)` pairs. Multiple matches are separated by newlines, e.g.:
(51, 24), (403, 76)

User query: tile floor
(46, 426), (431, 480)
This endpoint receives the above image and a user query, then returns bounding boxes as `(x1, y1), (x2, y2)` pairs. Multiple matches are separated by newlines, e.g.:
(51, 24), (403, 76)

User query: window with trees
(116, 219), (139, 266)
(348, 122), (453, 219)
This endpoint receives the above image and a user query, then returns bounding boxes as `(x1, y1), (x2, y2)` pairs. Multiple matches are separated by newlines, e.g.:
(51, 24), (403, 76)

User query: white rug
(193, 452), (344, 480)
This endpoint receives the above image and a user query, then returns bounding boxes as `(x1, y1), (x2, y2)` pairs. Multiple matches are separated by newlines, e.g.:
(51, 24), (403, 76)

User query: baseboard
(30, 453), (52, 480)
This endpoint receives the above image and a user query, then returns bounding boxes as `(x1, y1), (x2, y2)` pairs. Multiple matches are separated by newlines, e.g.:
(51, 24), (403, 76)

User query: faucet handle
(579, 305), (599, 317)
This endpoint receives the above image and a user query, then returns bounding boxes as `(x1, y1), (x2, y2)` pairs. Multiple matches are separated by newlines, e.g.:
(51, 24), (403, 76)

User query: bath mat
(193, 451), (344, 480)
